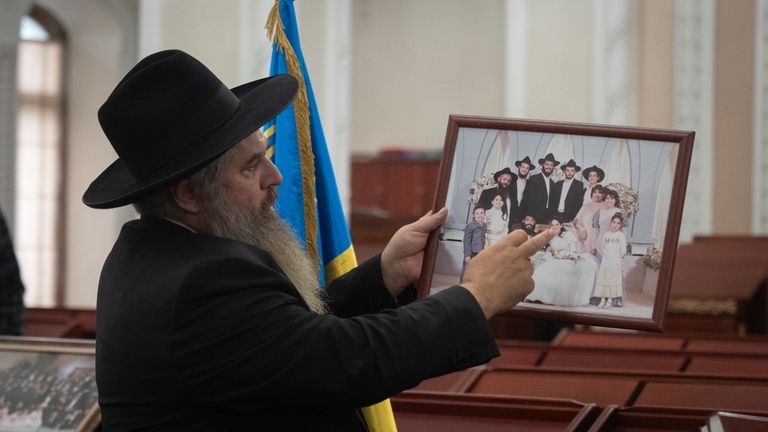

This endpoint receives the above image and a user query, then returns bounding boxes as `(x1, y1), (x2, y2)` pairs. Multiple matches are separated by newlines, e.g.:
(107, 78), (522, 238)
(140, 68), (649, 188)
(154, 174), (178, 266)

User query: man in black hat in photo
(582, 165), (605, 204)
(85, 50), (555, 431)
(510, 156), (535, 227)
(552, 159), (585, 223)
(521, 153), (559, 224)
(477, 166), (515, 216)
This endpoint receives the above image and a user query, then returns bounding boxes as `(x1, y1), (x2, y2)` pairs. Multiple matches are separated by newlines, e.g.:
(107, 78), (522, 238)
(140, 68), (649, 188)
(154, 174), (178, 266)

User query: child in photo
(485, 194), (508, 247)
(461, 206), (486, 281)
(594, 213), (627, 308)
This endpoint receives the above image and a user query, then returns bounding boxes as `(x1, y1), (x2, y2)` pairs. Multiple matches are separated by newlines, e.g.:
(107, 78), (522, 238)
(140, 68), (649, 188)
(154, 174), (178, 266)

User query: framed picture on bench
(0, 337), (99, 431)
(417, 115), (695, 331)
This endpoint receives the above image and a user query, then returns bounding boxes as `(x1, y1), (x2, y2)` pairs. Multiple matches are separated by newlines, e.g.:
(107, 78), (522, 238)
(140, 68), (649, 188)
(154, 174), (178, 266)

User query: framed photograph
(417, 115), (695, 331)
(0, 337), (99, 432)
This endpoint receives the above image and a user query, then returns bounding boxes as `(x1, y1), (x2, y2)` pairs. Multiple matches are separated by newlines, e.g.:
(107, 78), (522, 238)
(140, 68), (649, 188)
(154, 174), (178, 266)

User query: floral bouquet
(468, 173), (497, 205)
(551, 249), (584, 263)
(642, 247), (662, 271)
(549, 167), (565, 183)
(604, 182), (639, 216)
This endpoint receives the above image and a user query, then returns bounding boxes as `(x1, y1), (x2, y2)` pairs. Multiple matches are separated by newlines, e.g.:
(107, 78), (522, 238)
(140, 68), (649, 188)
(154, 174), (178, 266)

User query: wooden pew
(467, 369), (641, 407)
(392, 392), (599, 432)
(552, 328), (768, 355)
(666, 235), (768, 334)
(632, 382), (768, 414)
(24, 307), (96, 339)
(587, 406), (768, 432)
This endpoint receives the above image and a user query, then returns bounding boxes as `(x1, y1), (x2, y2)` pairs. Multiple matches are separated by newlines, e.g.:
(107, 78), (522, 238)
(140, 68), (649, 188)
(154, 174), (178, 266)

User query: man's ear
(170, 179), (200, 214)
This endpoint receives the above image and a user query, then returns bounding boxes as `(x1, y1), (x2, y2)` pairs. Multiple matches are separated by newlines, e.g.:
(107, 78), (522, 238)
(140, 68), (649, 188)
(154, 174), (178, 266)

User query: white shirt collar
(162, 217), (198, 233)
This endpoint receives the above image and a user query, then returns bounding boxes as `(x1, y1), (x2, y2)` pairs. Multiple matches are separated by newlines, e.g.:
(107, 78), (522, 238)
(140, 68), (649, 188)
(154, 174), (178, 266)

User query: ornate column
(0, 0), (32, 232)
(754, 0), (768, 234)
(675, 0), (715, 242)
(591, 0), (638, 125)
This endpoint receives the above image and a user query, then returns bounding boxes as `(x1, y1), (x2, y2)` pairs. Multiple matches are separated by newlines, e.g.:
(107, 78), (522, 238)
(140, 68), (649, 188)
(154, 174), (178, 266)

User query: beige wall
(636, 0), (674, 129)
(524, 1), (594, 122)
(155, 0), (241, 86)
(350, 0), (505, 154)
(713, 0), (755, 233)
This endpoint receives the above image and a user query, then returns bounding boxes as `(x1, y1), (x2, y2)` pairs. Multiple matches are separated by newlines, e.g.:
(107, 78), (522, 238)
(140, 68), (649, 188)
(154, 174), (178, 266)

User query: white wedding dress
(527, 230), (599, 307)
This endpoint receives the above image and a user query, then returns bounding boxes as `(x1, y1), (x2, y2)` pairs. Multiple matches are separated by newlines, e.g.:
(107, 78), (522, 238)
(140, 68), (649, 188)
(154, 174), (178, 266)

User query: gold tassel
(266, 1), (320, 275)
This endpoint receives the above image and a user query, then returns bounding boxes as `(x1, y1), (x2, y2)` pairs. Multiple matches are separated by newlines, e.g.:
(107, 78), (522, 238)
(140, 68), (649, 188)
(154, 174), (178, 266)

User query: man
(521, 153), (559, 224)
(0, 204), (24, 335)
(84, 50), (555, 431)
(552, 159), (585, 223)
(477, 167), (515, 218)
(521, 214), (538, 238)
(510, 156), (535, 226)
(582, 165), (605, 203)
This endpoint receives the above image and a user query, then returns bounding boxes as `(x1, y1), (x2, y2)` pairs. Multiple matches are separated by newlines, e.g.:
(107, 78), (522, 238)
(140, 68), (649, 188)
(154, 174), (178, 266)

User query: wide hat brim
(83, 75), (297, 209)
(515, 159), (535, 169)
(583, 166), (605, 182)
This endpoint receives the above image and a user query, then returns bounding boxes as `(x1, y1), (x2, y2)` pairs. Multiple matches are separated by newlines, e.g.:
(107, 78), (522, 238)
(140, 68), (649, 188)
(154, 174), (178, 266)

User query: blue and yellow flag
(264, 1), (397, 430)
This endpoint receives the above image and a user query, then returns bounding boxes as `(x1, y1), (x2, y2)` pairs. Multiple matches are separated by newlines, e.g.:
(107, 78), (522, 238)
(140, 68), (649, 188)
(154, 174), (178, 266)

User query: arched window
(15, 6), (66, 307)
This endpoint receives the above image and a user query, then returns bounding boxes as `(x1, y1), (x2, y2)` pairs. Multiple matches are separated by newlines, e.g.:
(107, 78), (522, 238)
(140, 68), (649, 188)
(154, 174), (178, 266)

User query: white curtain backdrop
(544, 134), (575, 180)
(601, 138), (631, 186)
(485, 130), (512, 176)
(651, 146), (678, 248)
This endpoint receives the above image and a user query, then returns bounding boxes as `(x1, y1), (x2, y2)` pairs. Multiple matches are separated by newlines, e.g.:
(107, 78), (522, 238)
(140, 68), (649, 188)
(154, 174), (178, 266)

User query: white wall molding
(322, 0), (352, 217)
(674, 0), (715, 242)
(504, 0), (526, 118)
(754, 0), (768, 234)
(237, 0), (272, 84)
(591, 0), (637, 125)
(138, 0), (163, 57)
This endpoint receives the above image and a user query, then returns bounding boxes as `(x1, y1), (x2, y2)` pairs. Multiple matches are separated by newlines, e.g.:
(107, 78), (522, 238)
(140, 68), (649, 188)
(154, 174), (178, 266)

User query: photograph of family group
(426, 120), (682, 324)
(0, 346), (97, 431)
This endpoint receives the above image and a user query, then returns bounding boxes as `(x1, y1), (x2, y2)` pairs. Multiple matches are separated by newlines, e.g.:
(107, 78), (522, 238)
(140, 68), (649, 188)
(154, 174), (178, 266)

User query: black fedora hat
(538, 153), (560, 166)
(493, 167), (515, 183)
(83, 50), (298, 209)
(561, 159), (581, 172)
(514, 156), (535, 170)
(582, 165), (605, 182)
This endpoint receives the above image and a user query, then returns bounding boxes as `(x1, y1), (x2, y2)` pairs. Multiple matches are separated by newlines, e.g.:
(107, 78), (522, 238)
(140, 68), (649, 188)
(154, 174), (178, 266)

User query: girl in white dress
(527, 217), (599, 306)
(594, 213), (627, 308)
(592, 188), (622, 257)
(484, 194), (508, 246)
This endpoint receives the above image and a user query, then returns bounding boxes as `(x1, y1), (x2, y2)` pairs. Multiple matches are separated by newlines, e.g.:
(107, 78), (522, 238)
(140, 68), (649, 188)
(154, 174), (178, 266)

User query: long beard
(200, 188), (328, 314)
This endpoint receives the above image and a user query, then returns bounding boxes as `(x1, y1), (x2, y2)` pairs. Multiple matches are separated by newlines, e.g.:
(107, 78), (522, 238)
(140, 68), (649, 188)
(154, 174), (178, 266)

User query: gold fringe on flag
(266, 2), (320, 275)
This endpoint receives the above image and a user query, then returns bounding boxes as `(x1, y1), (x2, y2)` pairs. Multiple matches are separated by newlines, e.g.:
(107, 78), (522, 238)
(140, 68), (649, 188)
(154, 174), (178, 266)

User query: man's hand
(380, 208), (448, 297)
(461, 228), (556, 319)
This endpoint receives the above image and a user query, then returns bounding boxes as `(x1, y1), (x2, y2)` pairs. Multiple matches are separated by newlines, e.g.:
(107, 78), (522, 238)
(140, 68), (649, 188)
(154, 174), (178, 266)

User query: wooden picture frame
(0, 337), (99, 432)
(417, 115), (695, 331)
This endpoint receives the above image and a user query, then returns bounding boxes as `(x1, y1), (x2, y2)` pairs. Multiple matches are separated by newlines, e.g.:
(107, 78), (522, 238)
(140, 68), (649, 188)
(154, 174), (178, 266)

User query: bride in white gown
(527, 217), (599, 307)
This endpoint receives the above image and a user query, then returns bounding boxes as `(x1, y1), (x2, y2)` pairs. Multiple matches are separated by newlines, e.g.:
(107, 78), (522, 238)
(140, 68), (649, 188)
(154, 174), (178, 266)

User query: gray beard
(200, 189), (328, 314)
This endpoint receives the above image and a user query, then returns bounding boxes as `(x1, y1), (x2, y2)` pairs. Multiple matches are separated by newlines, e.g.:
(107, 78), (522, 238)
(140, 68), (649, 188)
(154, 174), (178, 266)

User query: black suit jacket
(552, 179), (585, 222)
(96, 217), (498, 431)
(520, 173), (555, 224)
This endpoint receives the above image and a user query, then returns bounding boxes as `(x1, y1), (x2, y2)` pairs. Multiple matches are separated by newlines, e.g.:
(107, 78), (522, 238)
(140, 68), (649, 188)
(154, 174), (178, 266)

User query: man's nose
(262, 157), (283, 187)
